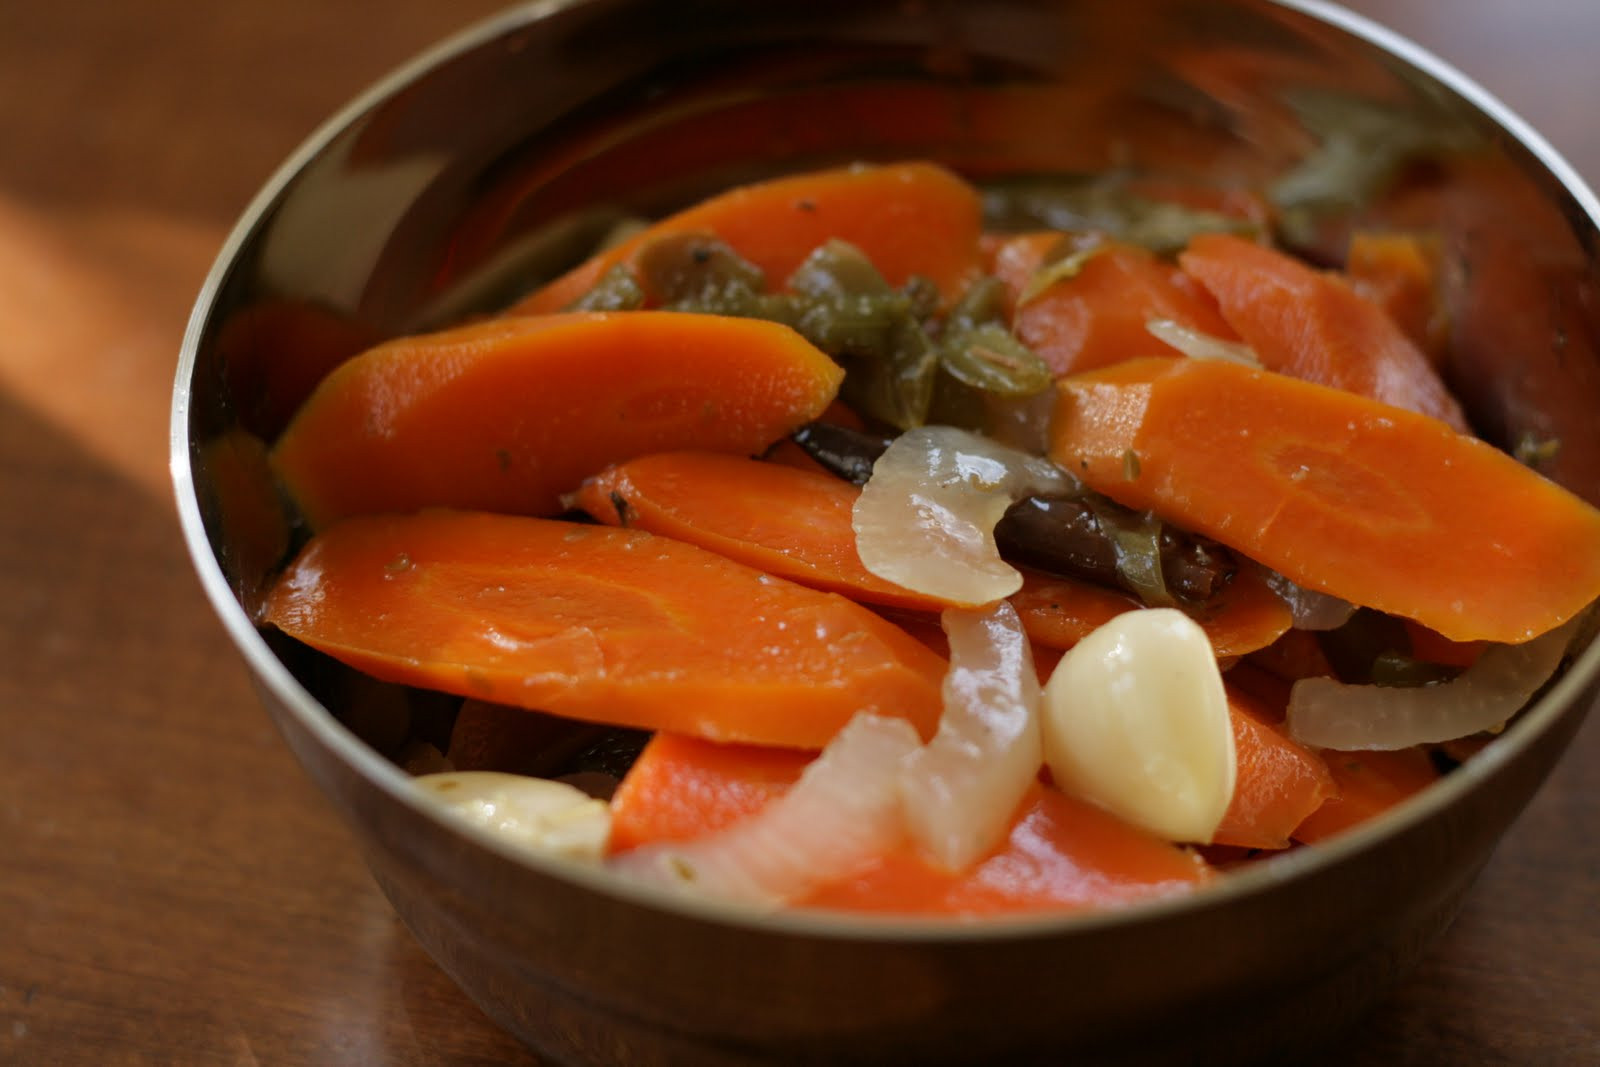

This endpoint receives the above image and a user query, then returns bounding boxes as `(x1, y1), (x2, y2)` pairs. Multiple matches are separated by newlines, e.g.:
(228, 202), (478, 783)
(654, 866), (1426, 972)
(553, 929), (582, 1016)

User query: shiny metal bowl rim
(171, 0), (1600, 942)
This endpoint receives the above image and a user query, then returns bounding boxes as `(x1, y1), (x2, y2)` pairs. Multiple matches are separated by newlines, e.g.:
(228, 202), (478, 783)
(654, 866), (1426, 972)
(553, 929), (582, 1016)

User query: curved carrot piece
(609, 732), (1211, 916)
(270, 312), (843, 528)
(1050, 356), (1600, 643)
(991, 236), (1237, 376)
(1178, 233), (1467, 431)
(573, 451), (947, 613)
(1291, 748), (1440, 844)
(1212, 685), (1336, 851)
(1009, 565), (1291, 658)
(262, 511), (946, 750)
(510, 162), (983, 314)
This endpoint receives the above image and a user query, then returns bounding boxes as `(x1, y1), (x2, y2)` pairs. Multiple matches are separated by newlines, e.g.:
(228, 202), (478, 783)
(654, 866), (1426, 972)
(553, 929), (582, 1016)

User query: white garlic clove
(1041, 608), (1236, 843)
(414, 771), (612, 861)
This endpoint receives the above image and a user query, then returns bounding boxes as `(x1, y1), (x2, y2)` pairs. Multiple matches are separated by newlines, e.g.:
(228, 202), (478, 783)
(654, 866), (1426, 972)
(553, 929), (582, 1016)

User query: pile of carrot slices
(256, 161), (1600, 919)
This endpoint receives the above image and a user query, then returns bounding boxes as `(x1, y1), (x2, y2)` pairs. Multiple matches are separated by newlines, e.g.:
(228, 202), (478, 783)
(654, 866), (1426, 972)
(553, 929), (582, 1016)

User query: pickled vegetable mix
(259, 160), (1600, 919)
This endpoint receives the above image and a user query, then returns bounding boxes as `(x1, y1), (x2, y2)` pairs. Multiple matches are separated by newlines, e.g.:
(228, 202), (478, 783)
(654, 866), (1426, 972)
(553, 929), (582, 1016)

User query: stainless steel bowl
(172, 1), (1600, 1063)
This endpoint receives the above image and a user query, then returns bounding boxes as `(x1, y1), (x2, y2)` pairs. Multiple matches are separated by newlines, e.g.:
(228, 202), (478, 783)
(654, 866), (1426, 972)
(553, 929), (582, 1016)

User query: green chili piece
(1086, 498), (1174, 607)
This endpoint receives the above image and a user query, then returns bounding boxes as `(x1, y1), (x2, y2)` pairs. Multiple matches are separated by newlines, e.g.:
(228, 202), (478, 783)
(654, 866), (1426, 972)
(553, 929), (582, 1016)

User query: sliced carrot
(262, 511), (946, 750)
(1009, 564), (1291, 658)
(607, 732), (810, 853)
(573, 451), (949, 613)
(1050, 356), (1600, 643)
(608, 732), (1211, 917)
(991, 236), (1237, 376)
(987, 231), (1058, 303)
(1291, 748), (1440, 844)
(269, 312), (843, 528)
(802, 786), (1211, 917)
(1212, 685), (1336, 851)
(510, 161), (983, 314)
(1345, 230), (1449, 367)
(1178, 233), (1467, 431)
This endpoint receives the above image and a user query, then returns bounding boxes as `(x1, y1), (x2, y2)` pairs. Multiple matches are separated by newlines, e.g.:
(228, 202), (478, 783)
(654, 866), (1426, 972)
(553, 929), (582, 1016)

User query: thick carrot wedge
(1178, 233), (1467, 431)
(1212, 686), (1336, 851)
(609, 732), (1211, 916)
(269, 312), (843, 528)
(1291, 748), (1440, 844)
(1009, 565), (1291, 658)
(1050, 357), (1600, 643)
(574, 451), (948, 613)
(991, 235), (1237, 376)
(510, 162), (983, 314)
(262, 511), (946, 750)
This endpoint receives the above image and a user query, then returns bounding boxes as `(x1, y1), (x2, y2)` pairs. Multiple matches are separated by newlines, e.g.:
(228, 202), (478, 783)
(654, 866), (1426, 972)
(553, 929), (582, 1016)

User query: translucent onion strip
(610, 714), (921, 908)
(1041, 609), (1236, 843)
(414, 772), (613, 861)
(1287, 619), (1579, 750)
(1146, 318), (1260, 366)
(900, 601), (1043, 872)
(853, 425), (1077, 605)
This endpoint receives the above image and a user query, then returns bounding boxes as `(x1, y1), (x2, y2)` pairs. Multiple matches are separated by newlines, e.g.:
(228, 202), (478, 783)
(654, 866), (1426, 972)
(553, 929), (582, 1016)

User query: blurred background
(0, 2), (1594, 1063)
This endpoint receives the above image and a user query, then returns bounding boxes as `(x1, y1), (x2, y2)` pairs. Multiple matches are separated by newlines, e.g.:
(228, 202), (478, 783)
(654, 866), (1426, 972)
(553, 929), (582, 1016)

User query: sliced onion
(414, 772), (612, 861)
(853, 425), (1077, 605)
(1263, 568), (1359, 631)
(1287, 619), (1579, 750)
(610, 714), (920, 908)
(900, 601), (1043, 872)
(1146, 318), (1260, 366)
(1041, 609), (1236, 843)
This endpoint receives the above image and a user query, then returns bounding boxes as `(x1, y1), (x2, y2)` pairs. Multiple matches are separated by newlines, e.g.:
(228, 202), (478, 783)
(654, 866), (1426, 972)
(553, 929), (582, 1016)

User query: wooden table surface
(1, 2), (1595, 1063)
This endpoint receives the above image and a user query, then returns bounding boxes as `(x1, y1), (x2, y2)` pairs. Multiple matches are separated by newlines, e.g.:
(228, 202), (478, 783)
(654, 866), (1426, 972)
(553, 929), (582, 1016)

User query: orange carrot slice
(1291, 748), (1440, 844)
(1212, 685), (1335, 850)
(802, 786), (1211, 917)
(609, 732), (1211, 916)
(991, 235), (1237, 376)
(269, 312), (843, 528)
(1009, 565), (1291, 658)
(262, 511), (945, 750)
(510, 161), (983, 314)
(574, 451), (948, 613)
(1178, 233), (1467, 430)
(608, 732), (810, 853)
(1050, 356), (1600, 643)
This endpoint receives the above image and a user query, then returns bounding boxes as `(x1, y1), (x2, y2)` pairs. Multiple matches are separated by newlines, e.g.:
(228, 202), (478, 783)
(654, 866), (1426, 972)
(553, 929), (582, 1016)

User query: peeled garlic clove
(414, 771), (612, 861)
(853, 425), (1076, 605)
(1041, 608), (1235, 843)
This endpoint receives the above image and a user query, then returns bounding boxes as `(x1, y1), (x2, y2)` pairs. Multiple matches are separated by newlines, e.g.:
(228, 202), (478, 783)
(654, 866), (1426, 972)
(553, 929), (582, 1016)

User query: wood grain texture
(0, 2), (1594, 1064)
